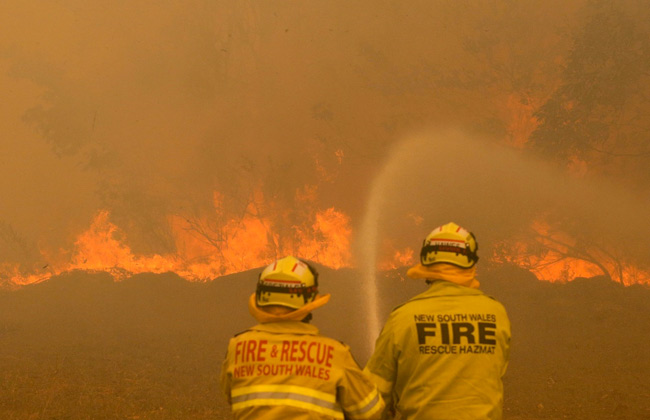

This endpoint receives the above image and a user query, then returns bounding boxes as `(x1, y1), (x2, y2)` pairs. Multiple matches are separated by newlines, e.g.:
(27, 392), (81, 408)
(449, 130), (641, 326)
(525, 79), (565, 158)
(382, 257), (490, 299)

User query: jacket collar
(249, 321), (320, 336)
(409, 280), (485, 302)
(406, 263), (479, 288)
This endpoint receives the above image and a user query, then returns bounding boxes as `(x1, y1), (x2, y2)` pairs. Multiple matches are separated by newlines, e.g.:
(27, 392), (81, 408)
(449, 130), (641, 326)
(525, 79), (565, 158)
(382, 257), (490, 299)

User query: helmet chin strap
(256, 283), (318, 305)
(467, 231), (479, 264)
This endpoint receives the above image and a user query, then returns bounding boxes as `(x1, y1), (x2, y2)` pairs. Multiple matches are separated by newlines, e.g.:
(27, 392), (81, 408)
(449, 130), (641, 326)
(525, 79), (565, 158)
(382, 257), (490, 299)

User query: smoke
(2, 1), (649, 278)
(356, 127), (650, 278)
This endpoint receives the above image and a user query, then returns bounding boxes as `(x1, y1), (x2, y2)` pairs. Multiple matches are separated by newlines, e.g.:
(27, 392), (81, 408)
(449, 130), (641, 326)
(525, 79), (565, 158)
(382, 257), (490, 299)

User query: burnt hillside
(0, 266), (648, 419)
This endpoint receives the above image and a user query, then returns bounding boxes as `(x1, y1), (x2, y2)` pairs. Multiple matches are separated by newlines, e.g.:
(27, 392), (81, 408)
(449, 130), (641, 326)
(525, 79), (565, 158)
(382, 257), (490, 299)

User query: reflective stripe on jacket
(364, 280), (511, 420)
(221, 321), (384, 420)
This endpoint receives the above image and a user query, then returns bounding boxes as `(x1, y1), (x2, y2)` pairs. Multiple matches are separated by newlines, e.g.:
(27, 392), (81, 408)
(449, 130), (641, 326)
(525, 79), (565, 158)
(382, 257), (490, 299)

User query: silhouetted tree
(529, 0), (650, 175)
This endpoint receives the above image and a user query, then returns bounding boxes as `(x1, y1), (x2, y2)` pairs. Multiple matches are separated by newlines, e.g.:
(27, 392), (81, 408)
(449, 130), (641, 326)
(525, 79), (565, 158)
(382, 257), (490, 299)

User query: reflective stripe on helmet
(256, 256), (320, 309)
(419, 222), (479, 268)
(256, 283), (319, 303)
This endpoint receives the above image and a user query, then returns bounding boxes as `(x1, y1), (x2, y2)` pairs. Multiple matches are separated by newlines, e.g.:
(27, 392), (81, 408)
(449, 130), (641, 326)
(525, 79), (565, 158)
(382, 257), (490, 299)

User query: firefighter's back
(224, 321), (382, 420)
(390, 282), (510, 420)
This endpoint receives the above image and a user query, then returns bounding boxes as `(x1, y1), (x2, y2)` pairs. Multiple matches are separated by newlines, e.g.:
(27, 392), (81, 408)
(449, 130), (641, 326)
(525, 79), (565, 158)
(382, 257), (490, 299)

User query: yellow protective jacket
(364, 281), (511, 420)
(221, 321), (384, 420)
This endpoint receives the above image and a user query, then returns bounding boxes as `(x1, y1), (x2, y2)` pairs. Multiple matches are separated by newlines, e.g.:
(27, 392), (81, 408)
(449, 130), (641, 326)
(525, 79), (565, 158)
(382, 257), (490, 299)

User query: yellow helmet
(256, 256), (319, 309)
(419, 222), (479, 268)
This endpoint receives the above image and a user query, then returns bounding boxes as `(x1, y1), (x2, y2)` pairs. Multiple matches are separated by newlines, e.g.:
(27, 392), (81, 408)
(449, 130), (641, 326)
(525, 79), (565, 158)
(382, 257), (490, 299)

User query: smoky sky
(358, 128), (650, 270)
(2, 1), (650, 274)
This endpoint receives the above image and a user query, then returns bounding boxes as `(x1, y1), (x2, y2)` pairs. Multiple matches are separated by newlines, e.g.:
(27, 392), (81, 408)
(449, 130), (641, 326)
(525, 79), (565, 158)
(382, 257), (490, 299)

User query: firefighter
(221, 255), (385, 420)
(364, 222), (511, 420)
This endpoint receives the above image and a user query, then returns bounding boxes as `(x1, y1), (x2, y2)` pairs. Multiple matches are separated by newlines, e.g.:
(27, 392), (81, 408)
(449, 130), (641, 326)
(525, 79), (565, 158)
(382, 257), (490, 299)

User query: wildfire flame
(497, 94), (650, 285)
(492, 220), (650, 285)
(3, 194), (353, 287)
(376, 221), (650, 286)
(377, 243), (415, 272)
(4, 197), (649, 288)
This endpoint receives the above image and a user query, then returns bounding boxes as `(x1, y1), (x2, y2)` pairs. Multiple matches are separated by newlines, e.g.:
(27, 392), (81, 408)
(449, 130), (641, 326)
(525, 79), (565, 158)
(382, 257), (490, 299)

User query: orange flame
(372, 218), (650, 286)
(2, 191), (353, 287)
(493, 220), (650, 285)
(377, 240), (415, 272)
(492, 239), (603, 283)
(297, 208), (352, 269)
(70, 210), (178, 279)
(1, 264), (52, 288)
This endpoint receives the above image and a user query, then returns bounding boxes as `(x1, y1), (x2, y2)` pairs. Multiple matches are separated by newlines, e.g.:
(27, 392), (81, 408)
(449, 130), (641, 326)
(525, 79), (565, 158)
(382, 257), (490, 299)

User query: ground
(0, 265), (648, 419)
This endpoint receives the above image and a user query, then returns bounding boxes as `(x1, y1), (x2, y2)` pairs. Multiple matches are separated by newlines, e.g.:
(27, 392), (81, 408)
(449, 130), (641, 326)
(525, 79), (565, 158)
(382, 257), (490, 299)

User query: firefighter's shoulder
(317, 335), (365, 367)
(388, 297), (424, 316)
(316, 334), (361, 360)
(231, 328), (253, 338)
(316, 333), (351, 349)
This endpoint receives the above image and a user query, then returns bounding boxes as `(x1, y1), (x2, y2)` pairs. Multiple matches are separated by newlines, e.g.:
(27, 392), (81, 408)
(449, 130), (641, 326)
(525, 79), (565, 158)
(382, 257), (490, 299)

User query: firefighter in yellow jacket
(364, 222), (511, 420)
(221, 255), (385, 420)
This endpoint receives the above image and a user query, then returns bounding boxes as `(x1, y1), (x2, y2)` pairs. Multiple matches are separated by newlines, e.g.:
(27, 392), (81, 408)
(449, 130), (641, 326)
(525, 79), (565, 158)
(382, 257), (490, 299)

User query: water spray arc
(358, 194), (382, 348)
(358, 137), (417, 350)
(358, 130), (482, 350)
